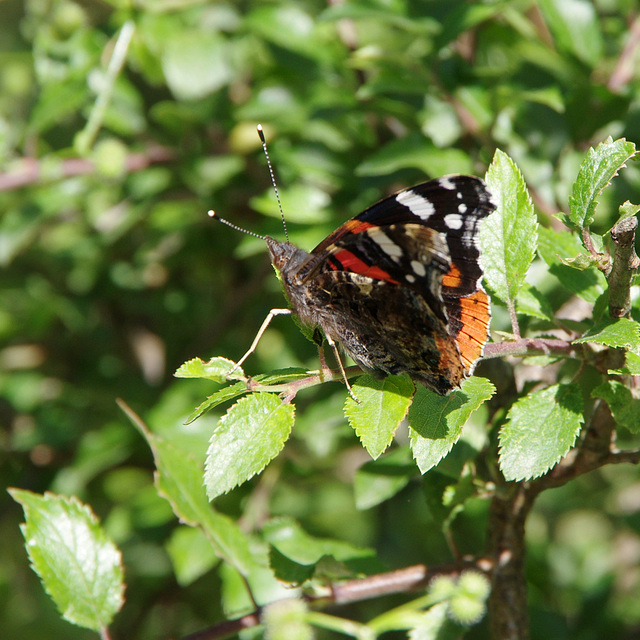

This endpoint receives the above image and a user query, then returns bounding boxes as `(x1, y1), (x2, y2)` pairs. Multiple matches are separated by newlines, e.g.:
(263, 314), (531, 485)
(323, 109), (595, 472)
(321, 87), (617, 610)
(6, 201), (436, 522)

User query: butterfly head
(266, 236), (308, 276)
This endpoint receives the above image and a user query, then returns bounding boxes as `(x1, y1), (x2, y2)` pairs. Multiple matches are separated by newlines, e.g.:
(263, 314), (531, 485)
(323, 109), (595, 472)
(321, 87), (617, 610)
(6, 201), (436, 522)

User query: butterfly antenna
(207, 210), (266, 240)
(257, 124), (289, 242)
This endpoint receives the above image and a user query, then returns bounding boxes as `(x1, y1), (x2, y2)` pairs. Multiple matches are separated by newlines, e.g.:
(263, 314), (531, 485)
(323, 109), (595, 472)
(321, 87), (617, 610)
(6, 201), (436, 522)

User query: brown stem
(608, 216), (639, 318)
(487, 483), (538, 640)
(0, 146), (174, 191)
(179, 561), (484, 640)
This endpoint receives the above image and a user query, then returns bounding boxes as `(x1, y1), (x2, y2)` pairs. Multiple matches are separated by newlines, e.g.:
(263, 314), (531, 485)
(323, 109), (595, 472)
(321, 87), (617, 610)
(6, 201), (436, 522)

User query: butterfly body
(266, 175), (495, 395)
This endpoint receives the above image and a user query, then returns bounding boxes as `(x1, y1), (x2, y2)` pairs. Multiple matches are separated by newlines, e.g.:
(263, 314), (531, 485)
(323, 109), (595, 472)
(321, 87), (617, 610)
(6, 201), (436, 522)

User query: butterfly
(264, 175), (495, 395)
(212, 129), (495, 396)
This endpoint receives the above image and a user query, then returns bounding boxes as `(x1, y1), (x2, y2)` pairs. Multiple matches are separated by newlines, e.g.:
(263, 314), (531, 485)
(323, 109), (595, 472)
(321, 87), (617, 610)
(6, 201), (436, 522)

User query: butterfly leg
(325, 334), (360, 404)
(230, 308), (292, 374)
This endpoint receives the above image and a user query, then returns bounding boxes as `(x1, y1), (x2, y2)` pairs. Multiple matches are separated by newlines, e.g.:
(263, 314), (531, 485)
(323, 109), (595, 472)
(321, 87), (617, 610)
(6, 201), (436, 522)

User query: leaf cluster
(3, 1), (640, 639)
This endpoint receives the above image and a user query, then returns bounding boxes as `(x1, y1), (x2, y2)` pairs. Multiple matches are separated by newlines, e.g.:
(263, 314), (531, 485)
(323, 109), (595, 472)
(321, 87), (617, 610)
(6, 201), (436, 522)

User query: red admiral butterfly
(212, 131), (495, 396)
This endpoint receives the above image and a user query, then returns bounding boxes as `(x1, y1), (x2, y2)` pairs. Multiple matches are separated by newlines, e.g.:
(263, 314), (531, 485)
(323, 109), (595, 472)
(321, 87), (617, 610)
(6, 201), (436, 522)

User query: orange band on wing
(442, 264), (464, 289)
(452, 289), (491, 373)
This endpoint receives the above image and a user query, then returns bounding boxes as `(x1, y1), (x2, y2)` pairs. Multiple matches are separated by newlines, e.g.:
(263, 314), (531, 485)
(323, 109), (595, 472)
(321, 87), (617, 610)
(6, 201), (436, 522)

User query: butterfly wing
(297, 175), (495, 393)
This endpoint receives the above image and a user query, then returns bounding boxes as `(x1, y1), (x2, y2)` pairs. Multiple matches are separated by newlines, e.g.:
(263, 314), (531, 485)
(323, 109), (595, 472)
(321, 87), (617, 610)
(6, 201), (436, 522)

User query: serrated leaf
(538, 226), (606, 303)
(622, 351), (640, 375)
(573, 317), (640, 350)
(592, 381), (640, 434)
(185, 382), (249, 424)
(126, 415), (254, 576)
(516, 283), (553, 320)
(175, 356), (243, 382)
(409, 377), (495, 474)
(205, 393), (295, 498)
(354, 447), (414, 510)
(568, 137), (636, 230)
(617, 200), (640, 222)
(499, 384), (584, 481)
(481, 149), (538, 308)
(9, 489), (124, 632)
(344, 374), (415, 459)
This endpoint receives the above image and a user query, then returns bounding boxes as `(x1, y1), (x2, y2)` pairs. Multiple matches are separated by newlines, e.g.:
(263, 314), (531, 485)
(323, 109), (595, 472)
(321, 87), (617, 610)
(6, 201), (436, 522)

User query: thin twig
(0, 146), (174, 191)
(179, 561), (486, 640)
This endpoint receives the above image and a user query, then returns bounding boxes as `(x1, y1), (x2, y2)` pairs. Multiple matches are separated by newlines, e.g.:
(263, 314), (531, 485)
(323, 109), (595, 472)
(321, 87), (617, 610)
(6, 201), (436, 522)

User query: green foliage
(482, 149), (538, 320)
(10, 489), (124, 632)
(499, 384), (584, 481)
(3, 1), (640, 639)
(344, 374), (415, 459)
(409, 377), (495, 474)
(567, 137), (637, 231)
(204, 393), (295, 499)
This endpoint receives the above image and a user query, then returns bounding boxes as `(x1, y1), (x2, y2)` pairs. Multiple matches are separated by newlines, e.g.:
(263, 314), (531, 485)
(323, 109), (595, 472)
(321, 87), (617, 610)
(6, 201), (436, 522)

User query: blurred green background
(2, 0), (640, 638)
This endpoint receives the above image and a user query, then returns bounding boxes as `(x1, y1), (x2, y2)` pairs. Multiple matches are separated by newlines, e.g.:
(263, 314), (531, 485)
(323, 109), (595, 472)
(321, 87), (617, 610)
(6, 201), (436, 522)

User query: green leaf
(247, 5), (338, 62)
(9, 489), (124, 632)
(263, 518), (377, 584)
(499, 384), (584, 481)
(538, 0), (603, 67)
(537, 226), (606, 303)
(516, 283), (553, 320)
(481, 149), (538, 309)
(129, 419), (254, 576)
(621, 351), (640, 375)
(409, 377), (495, 474)
(592, 381), (640, 434)
(568, 137), (637, 230)
(617, 200), (640, 222)
(354, 447), (414, 510)
(185, 382), (249, 424)
(344, 374), (415, 459)
(175, 356), (243, 381)
(573, 317), (640, 350)
(29, 79), (89, 134)
(162, 31), (233, 100)
(356, 134), (473, 177)
(251, 184), (331, 224)
(166, 526), (219, 587)
(204, 393), (295, 498)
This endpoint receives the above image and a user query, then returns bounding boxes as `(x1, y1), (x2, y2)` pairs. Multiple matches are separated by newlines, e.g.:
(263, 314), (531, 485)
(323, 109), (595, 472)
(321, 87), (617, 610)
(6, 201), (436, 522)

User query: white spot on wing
(405, 273), (416, 283)
(396, 190), (435, 220)
(410, 260), (426, 277)
(458, 203), (467, 214)
(438, 177), (456, 190)
(367, 229), (403, 262)
(444, 214), (464, 230)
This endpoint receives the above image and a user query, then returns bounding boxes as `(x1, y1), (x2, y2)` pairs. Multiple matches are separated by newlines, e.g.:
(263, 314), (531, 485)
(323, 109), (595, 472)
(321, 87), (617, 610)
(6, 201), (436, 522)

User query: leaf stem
(76, 21), (136, 154)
